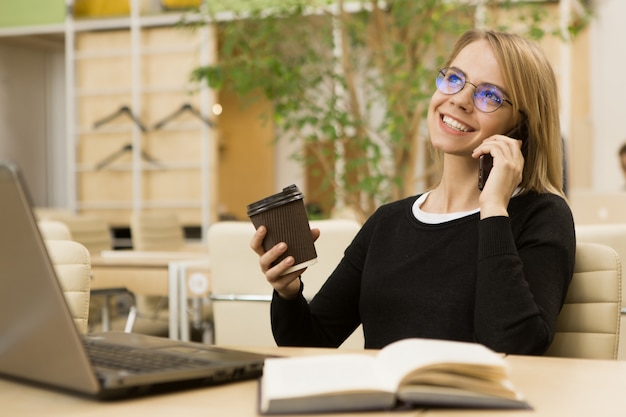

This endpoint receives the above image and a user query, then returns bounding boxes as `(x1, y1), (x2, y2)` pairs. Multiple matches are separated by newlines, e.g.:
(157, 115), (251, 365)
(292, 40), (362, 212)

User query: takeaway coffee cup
(247, 185), (317, 275)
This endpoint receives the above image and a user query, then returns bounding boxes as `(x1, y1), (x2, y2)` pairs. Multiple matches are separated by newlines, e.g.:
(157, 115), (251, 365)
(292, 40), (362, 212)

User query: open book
(259, 338), (530, 414)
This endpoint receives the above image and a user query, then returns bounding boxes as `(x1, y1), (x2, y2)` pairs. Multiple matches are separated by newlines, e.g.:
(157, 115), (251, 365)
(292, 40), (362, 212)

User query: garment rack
(95, 143), (162, 170)
(152, 103), (215, 130)
(93, 105), (148, 132)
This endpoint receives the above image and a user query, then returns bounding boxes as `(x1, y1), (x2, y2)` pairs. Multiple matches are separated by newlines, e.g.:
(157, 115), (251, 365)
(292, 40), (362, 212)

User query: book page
(374, 338), (508, 389)
(397, 384), (529, 409)
(399, 370), (521, 399)
(261, 353), (393, 402)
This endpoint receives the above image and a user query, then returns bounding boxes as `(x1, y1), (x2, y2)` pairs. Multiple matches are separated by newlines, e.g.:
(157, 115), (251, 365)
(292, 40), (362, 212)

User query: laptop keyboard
(84, 339), (215, 374)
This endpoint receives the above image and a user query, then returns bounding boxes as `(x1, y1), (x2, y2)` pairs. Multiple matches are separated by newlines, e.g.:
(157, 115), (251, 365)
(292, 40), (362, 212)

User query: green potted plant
(188, 0), (591, 221)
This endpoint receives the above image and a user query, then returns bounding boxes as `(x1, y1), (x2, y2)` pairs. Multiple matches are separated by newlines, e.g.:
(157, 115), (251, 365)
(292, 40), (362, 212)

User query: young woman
(250, 29), (576, 355)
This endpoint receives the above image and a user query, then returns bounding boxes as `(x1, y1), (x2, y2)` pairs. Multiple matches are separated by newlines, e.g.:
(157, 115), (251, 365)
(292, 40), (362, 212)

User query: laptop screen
(0, 163), (102, 394)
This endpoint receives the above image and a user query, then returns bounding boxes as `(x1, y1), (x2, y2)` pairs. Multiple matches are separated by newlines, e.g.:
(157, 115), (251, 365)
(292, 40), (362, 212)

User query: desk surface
(89, 249), (210, 294)
(92, 250), (210, 268)
(2, 346), (626, 417)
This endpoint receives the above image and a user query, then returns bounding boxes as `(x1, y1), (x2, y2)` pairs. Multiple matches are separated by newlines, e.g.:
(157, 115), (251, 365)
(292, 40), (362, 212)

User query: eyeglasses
(436, 67), (513, 113)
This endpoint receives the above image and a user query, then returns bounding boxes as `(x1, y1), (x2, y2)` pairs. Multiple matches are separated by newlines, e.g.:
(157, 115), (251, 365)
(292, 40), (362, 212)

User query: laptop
(0, 161), (267, 400)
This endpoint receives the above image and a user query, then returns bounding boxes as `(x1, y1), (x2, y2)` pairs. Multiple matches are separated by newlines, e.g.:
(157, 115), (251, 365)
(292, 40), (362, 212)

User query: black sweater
(270, 191), (576, 355)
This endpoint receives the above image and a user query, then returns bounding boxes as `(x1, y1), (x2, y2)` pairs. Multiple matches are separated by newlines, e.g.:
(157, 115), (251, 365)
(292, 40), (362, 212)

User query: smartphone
(477, 124), (526, 190)
(478, 154), (493, 191)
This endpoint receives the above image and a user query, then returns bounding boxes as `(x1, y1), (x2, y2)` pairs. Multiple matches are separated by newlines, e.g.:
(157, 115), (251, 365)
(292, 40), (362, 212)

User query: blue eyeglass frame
(436, 67), (513, 113)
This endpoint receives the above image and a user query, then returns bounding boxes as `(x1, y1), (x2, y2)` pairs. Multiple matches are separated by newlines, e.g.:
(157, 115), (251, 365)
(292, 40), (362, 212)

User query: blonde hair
(445, 29), (564, 197)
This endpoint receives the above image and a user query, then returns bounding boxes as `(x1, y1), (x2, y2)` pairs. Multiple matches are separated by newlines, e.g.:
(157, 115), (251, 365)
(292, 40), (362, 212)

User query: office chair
(207, 219), (364, 348)
(38, 220), (72, 241)
(544, 242), (621, 360)
(576, 223), (626, 359)
(130, 211), (185, 251)
(56, 214), (114, 255)
(128, 210), (185, 329)
(45, 240), (92, 334)
(39, 213), (138, 333)
(129, 211), (211, 339)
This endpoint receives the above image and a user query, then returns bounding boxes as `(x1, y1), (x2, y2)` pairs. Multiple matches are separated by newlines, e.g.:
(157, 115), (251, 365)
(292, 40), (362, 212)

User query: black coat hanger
(152, 103), (215, 130)
(93, 106), (148, 132)
(95, 143), (162, 170)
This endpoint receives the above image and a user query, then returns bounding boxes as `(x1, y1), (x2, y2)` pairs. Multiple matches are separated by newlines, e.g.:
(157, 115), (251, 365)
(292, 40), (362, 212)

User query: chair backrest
(575, 223), (626, 360)
(207, 219), (364, 348)
(56, 214), (113, 255)
(38, 220), (73, 240)
(33, 206), (75, 221)
(44, 240), (92, 334)
(308, 219), (365, 349)
(544, 242), (621, 360)
(130, 211), (185, 251)
(207, 221), (272, 346)
(304, 219), (361, 299)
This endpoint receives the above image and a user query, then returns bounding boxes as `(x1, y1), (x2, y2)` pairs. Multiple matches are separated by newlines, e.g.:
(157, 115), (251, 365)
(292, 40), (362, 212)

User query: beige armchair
(544, 242), (621, 360)
(36, 212), (113, 255)
(37, 220), (72, 241)
(38, 214), (136, 333)
(45, 240), (92, 334)
(576, 223), (626, 359)
(207, 221), (271, 346)
(129, 211), (210, 339)
(207, 219), (364, 348)
(55, 214), (114, 255)
(130, 211), (185, 251)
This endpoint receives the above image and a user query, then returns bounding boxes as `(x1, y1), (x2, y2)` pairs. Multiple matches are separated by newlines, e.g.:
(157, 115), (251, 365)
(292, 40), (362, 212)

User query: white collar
(412, 192), (479, 224)
(411, 188), (522, 224)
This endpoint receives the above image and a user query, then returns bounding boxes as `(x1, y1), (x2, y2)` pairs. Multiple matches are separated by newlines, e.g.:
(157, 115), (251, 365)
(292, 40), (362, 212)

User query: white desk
(1, 347), (626, 416)
(91, 250), (210, 341)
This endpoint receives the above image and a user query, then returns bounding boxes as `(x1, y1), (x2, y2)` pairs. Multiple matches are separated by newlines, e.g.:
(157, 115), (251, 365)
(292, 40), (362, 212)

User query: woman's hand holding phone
(473, 131), (524, 218)
(477, 126), (523, 191)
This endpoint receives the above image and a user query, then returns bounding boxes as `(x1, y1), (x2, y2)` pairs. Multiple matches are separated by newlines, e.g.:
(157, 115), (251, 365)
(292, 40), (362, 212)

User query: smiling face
(427, 39), (518, 157)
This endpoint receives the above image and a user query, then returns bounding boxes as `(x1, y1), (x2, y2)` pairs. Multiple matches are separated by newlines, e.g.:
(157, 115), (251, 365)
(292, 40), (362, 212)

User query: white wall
(590, 0), (626, 191)
(0, 40), (65, 206)
(0, 42), (48, 204)
(44, 50), (67, 207)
